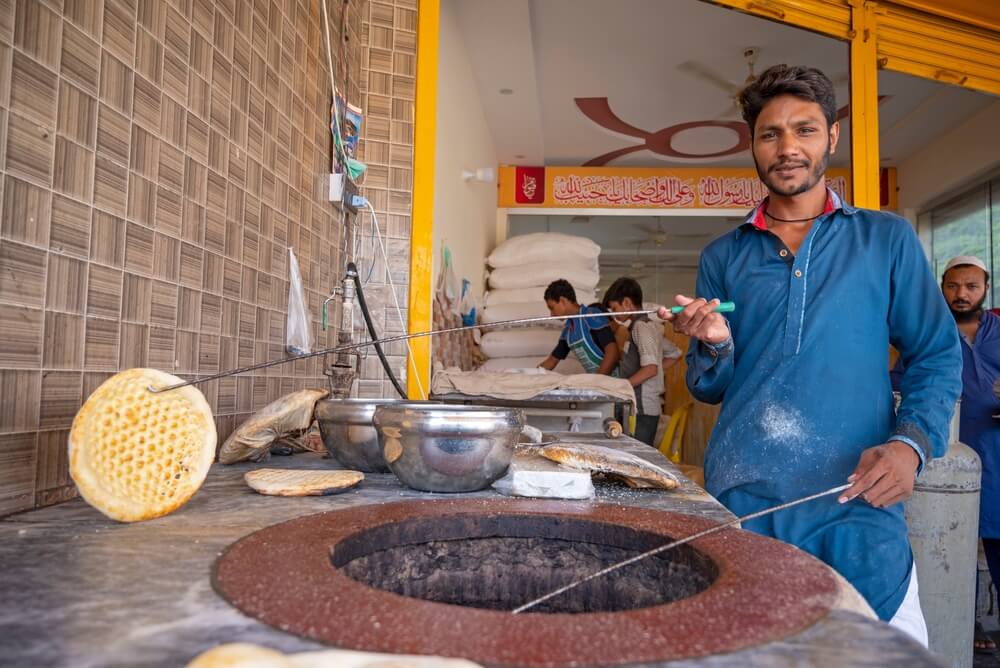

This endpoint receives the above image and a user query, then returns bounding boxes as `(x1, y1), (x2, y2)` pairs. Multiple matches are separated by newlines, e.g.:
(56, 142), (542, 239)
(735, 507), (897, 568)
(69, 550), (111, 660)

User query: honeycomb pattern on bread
(69, 368), (217, 522)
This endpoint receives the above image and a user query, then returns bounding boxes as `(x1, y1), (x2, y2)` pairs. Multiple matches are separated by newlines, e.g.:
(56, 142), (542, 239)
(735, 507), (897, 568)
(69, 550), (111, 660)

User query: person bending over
(538, 279), (619, 375)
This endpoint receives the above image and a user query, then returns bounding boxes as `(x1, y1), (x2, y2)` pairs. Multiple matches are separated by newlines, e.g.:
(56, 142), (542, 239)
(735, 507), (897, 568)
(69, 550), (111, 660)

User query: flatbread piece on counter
(69, 368), (217, 522)
(186, 642), (484, 667)
(244, 468), (363, 496)
(218, 389), (330, 464)
(539, 442), (679, 490)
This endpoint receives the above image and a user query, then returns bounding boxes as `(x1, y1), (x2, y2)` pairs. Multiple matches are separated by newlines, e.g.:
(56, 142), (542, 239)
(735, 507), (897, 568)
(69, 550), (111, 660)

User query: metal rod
(511, 483), (851, 615)
(146, 309), (658, 393)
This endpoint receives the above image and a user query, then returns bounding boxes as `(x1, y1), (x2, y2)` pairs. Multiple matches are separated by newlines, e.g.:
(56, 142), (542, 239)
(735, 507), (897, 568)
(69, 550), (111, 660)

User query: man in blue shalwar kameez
(892, 255), (1000, 652)
(660, 65), (962, 645)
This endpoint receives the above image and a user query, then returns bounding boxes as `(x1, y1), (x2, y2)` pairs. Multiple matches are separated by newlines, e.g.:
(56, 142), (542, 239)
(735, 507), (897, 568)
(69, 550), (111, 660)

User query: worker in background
(603, 277), (680, 445)
(891, 255), (1000, 654)
(538, 279), (619, 375)
(660, 64), (961, 645)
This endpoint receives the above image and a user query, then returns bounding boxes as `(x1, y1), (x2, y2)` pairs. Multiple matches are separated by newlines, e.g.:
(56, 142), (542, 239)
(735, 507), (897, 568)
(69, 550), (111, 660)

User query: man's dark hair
(544, 279), (577, 304)
(738, 64), (837, 136)
(602, 277), (643, 308)
(942, 265), (990, 285)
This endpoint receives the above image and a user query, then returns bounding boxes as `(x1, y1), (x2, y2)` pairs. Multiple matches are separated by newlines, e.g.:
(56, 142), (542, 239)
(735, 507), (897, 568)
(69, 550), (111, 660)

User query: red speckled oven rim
(212, 498), (839, 667)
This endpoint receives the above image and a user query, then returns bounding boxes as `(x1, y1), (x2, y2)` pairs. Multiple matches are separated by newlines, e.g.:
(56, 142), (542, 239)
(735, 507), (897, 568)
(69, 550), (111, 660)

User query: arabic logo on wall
(515, 167), (546, 204)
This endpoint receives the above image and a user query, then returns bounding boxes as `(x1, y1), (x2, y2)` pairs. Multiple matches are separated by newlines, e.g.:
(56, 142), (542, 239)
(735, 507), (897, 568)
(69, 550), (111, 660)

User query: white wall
(897, 100), (1000, 213)
(596, 269), (698, 307)
(431, 0), (499, 300)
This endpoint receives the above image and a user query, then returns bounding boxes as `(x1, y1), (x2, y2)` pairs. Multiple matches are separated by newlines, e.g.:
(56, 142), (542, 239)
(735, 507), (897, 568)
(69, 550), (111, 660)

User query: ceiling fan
(621, 218), (714, 246)
(601, 244), (698, 276)
(677, 48), (850, 120)
(677, 47), (759, 120)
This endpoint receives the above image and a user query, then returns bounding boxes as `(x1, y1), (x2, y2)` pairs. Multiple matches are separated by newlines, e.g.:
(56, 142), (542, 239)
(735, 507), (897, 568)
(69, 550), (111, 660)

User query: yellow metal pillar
(406, 0), (439, 399)
(849, 1), (882, 209)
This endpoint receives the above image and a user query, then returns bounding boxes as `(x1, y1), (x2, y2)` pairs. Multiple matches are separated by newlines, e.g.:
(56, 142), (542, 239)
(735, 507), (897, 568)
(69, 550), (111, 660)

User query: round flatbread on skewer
(69, 368), (217, 522)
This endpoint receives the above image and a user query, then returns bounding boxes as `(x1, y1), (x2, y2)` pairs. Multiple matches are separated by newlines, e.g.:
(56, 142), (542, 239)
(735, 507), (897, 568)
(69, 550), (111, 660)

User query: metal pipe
(146, 308), (660, 393)
(321, 291), (339, 331)
(340, 267), (356, 332)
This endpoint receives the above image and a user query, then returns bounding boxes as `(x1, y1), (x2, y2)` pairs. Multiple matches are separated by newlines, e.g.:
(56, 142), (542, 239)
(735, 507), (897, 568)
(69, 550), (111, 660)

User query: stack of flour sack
(479, 233), (601, 374)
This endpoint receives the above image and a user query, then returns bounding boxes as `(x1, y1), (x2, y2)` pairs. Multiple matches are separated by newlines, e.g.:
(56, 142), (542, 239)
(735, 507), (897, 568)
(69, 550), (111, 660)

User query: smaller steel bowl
(373, 403), (524, 493)
(316, 399), (405, 473)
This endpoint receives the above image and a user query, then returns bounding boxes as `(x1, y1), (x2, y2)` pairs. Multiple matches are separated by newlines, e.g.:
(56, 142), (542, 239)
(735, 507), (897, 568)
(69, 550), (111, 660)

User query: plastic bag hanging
(459, 279), (477, 327)
(436, 245), (461, 316)
(286, 248), (313, 355)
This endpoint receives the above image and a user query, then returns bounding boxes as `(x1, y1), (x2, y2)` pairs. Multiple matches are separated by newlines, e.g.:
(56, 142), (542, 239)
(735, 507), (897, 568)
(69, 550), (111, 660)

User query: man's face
(942, 266), (989, 323)
(545, 298), (574, 318)
(751, 95), (839, 198)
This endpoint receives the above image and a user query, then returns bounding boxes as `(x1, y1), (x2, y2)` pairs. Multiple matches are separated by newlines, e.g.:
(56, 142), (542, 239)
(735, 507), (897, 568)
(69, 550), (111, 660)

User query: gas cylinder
(905, 401), (981, 667)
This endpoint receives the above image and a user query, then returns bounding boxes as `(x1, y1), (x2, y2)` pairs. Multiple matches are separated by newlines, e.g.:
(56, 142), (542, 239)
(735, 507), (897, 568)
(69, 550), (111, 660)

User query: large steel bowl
(315, 399), (405, 473)
(372, 403), (524, 492)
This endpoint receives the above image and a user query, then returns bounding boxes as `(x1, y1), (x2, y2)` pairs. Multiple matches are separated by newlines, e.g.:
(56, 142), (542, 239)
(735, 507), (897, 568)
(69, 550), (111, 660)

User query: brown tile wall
(0, 0), (374, 516)
(353, 0), (415, 399)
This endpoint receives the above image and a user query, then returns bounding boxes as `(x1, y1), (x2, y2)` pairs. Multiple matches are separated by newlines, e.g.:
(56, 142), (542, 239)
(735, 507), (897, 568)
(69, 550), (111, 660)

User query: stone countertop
(0, 433), (943, 668)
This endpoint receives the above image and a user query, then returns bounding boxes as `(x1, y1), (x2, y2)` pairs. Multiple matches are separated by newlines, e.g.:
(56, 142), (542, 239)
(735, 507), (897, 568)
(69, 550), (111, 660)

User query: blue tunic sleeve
(685, 251), (735, 404)
(886, 220), (962, 460)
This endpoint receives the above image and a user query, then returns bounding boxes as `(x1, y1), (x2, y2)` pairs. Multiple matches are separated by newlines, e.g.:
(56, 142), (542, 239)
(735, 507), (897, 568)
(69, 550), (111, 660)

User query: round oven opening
(330, 514), (718, 614)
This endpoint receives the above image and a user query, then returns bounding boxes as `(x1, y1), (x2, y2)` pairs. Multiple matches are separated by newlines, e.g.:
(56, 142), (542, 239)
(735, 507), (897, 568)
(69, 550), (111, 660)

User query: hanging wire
(366, 199), (427, 400)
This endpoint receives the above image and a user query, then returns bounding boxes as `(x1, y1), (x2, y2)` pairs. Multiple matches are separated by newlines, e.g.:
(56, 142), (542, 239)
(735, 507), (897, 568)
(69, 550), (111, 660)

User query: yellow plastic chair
(658, 402), (691, 464)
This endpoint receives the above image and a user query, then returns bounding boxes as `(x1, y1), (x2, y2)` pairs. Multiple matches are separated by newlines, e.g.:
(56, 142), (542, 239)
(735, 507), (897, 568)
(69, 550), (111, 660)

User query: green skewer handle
(668, 301), (735, 315)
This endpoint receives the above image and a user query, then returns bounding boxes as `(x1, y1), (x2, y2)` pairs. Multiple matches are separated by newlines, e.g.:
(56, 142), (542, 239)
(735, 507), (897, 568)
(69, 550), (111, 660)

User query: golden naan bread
(69, 368), (216, 522)
(218, 389), (329, 464)
(186, 643), (484, 667)
(244, 468), (363, 496)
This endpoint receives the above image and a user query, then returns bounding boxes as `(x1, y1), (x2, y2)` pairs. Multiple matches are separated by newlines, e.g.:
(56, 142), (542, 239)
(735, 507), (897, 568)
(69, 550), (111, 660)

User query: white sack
(480, 327), (561, 359)
(480, 356), (586, 375)
(488, 232), (601, 269)
(485, 285), (596, 307)
(488, 261), (599, 291)
(481, 301), (556, 325)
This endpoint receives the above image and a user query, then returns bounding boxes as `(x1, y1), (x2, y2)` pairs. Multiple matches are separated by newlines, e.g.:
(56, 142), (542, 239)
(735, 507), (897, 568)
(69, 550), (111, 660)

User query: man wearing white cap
(893, 254), (1000, 653)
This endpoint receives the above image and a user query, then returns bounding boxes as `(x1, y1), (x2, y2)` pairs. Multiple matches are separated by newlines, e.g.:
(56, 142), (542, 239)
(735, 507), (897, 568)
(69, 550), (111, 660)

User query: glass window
(993, 178), (1000, 306)
(926, 181), (995, 309)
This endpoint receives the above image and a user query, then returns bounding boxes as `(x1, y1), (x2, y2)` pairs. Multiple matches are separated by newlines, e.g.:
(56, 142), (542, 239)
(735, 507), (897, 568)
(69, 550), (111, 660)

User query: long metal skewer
(511, 482), (851, 614)
(146, 308), (659, 393)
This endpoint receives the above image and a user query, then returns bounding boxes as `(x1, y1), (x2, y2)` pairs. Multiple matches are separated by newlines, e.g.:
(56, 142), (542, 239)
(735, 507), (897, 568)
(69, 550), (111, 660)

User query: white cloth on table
(430, 368), (636, 409)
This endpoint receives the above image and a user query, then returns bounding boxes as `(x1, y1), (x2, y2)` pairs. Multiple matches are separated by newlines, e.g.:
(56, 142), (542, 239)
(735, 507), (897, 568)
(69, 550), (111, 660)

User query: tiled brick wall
(0, 0), (376, 516)
(353, 0), (415, 399)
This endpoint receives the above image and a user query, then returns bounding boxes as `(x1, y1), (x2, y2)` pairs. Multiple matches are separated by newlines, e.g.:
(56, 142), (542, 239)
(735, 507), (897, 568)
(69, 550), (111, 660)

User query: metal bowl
(315, 399), (405, 473)
(373, 403), (524, 493)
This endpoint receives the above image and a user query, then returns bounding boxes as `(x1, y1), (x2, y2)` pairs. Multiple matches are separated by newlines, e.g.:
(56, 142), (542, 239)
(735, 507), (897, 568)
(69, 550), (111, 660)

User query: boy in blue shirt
(538, 279), (619, 375)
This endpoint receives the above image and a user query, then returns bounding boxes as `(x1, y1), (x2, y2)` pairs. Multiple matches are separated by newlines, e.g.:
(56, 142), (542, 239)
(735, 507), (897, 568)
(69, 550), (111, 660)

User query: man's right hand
(658, 295), (730, 345)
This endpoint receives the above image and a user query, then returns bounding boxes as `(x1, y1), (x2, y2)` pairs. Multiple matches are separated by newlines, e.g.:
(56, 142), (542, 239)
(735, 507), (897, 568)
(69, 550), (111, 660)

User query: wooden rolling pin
(603, 418), (623, 439)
